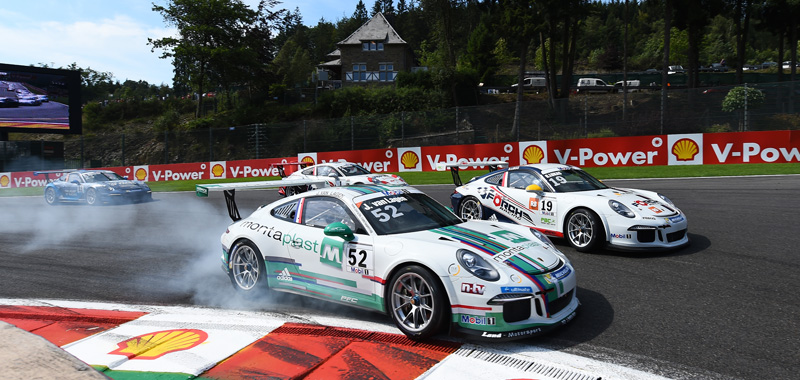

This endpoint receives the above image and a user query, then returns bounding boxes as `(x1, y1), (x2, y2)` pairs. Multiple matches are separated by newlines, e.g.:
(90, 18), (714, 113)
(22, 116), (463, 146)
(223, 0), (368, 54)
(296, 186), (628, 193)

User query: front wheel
(386, 265), (448, 341)
(44, 187), (57, 205)
(228, 240), (268, 293)
(458, 196), (483, 220)
(565, 208), (604, 252)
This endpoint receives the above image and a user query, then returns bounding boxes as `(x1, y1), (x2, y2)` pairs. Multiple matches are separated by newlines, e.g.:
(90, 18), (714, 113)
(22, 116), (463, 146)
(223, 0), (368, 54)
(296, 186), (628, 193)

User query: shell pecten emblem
(109, 329), (208, 360)
(301, 156), (315, 165)
(401, 150), (419, 169)
(135, 168), (148, 181)
(212, 163), (225, 177)
(523, 145), (545, 164)
(0, 174), (9, 188)
(672, 138), (699, 161)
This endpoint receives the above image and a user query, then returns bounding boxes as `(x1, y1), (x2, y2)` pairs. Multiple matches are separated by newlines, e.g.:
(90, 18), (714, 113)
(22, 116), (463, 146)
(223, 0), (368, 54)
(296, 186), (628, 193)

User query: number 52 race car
(443, 162), (689, 252)
(196, 180), (578, 341)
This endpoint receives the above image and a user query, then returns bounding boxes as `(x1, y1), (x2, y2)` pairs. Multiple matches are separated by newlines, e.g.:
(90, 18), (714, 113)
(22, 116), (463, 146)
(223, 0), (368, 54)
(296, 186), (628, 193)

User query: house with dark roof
(318, 12), (413, 88)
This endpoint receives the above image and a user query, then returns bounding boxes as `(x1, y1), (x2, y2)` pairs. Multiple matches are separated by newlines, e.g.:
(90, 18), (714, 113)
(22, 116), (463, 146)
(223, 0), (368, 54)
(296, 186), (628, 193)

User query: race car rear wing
(435, 161), (509, 187)
(33, 169), (78, 183)
(269, 161), (311, 178)
(195, 179), (332, 222)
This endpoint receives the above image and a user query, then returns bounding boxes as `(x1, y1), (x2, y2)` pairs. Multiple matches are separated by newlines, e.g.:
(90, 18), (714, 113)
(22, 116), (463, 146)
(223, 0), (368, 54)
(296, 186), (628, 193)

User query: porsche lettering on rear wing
(435, 161), (509, 187)
(195, 179), (333, 222)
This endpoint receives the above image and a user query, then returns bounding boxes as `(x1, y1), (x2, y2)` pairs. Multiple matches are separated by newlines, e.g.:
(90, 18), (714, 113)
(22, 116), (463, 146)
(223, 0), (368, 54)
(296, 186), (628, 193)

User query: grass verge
(2, 163), (799, 197)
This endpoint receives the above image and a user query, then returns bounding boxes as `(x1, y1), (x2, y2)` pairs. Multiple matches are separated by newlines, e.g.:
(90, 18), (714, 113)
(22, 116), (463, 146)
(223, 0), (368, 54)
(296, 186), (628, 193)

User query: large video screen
(0, 63), (81, 135)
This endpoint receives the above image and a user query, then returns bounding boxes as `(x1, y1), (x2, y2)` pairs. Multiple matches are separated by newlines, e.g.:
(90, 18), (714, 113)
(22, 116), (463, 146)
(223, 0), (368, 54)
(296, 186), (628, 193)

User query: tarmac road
(1, 175), (798, 379)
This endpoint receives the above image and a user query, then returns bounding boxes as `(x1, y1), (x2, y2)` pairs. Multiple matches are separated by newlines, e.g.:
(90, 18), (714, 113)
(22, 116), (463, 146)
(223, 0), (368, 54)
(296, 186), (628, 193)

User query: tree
(462, 15), (498, 83)
(722, 85), (765, 130)
(149, 0), (261, 118)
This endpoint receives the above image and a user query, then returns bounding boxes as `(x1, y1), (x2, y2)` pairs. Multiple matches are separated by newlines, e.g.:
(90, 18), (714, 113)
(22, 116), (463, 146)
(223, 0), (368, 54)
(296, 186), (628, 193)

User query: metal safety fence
(3, 81), (800, 172)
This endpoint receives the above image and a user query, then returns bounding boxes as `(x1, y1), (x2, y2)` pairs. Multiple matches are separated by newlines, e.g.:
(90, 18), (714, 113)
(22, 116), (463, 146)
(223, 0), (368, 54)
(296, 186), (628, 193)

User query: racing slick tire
(458, 196), (483, 220)
(386, 265), (449, 341)
(85, 188), (98, 206)
(228, 239), (268, 293)
(565, 208), (604, 252)
(44, 188), (57, 205)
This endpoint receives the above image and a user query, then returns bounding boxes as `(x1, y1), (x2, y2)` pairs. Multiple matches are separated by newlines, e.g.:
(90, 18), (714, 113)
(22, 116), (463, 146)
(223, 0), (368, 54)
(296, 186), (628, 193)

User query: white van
(512, 77), (547, 89)
(614, 80), (641, 92)
(576, 78), (613, 93)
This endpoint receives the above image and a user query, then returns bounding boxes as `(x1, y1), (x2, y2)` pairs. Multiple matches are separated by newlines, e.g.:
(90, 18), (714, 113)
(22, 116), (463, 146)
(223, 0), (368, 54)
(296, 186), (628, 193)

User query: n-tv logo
(668, 134), (703, 165)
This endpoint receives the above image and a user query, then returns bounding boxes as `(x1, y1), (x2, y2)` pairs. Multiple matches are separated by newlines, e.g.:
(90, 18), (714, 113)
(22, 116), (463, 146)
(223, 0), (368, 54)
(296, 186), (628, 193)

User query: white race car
(196, 181), (578, 341)
(445, 162), (689, 252)
(278, 161), (407, 196)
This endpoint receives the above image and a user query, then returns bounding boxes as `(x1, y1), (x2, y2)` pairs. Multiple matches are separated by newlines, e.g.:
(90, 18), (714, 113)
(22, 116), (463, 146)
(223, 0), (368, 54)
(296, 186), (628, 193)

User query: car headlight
(609, 200), (635, 218)
(529, 228), (554, 246)
(456, 249), (500, 281)
(658, 193), (674, 206)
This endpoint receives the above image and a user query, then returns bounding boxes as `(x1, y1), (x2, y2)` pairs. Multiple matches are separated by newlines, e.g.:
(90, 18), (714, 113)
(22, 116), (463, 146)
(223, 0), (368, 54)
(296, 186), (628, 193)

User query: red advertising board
(703, 131), (800, 164)
(2, 131), (798, 189)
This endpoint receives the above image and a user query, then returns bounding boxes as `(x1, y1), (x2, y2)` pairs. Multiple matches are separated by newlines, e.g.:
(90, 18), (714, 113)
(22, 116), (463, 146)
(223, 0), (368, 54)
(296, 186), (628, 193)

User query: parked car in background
(576, 78), (614, 94)
(710, 63), (729, 72)
(761, 61), (778, 69)
(614, 80), (640, 92)
(742, 65), (760, 71)
(512, 77), (547, 90)
(782, 61), (798, 69)
(667, 65), (685, 74)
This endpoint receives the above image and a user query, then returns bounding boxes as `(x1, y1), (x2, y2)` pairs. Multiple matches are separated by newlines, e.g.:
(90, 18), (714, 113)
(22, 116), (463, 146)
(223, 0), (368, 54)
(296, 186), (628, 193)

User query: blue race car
(35, 169), (152, 205)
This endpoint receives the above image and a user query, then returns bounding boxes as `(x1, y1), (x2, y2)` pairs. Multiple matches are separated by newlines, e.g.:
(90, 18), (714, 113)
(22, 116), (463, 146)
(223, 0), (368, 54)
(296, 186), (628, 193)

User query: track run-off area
(1, 175), (798, 379)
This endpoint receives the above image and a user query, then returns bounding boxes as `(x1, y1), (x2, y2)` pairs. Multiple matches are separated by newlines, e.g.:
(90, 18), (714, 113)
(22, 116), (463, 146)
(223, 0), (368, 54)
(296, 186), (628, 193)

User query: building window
(352, 63), (367, 82)
(379, 63), (394, 82)
(362, 41), (385, 51)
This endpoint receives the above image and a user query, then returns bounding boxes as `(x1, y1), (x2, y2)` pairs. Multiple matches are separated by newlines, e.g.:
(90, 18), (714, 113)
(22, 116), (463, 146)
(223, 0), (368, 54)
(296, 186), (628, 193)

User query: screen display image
(0, 63), (81, 135)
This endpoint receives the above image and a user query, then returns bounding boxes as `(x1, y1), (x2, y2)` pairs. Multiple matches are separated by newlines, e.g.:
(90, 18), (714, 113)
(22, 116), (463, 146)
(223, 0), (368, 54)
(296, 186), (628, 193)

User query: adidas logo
(276, 268), (293, 282)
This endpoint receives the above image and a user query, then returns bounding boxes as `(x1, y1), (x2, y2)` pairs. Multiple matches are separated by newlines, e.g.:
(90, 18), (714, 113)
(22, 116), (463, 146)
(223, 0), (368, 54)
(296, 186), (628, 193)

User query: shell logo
(672, 138), (699, 161)
(0, 175), (9, 188)
(109, 329), (208, 360)
(400, 150), (420, 169)
(300, 156), (315, 165)
(522, 145), (545, 164)
(212, 163), (225, 177)
(135, 168), (148, 181)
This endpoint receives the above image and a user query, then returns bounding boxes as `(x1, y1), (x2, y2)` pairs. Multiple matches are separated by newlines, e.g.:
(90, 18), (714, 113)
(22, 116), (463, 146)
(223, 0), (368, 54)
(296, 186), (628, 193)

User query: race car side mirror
(525, 184), (544, 196)
(324, 222), (355, 241)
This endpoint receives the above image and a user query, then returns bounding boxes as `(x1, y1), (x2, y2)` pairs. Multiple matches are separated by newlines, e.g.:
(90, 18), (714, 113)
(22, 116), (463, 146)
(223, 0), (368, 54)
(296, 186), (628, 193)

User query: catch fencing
(2, 81), (800, 172)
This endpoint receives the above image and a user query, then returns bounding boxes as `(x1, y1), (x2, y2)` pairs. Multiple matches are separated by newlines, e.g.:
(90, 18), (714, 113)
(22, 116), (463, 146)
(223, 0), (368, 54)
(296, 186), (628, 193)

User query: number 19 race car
(196, 180), (578, 341)
(444, 162), (689, 252)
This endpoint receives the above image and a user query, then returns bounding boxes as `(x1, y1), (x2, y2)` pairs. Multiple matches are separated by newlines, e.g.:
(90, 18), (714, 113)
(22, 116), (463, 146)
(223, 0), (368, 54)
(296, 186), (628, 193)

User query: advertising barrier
(2, 130), (798, 189)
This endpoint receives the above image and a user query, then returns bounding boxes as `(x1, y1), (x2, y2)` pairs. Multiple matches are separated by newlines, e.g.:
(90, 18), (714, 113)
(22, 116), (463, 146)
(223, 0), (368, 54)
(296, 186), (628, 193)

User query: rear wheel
(228, 240), (268, 293)
(85, 188), (98, 205)
(387, 265), (448, 340)
(44, 188), (57, 205)
(565, 208), (604, 252)
(458, 196), (483, 220)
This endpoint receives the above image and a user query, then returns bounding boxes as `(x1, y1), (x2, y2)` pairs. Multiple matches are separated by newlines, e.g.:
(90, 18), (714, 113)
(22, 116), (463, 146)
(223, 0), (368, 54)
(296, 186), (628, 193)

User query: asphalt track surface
(1, 175), (798, 380)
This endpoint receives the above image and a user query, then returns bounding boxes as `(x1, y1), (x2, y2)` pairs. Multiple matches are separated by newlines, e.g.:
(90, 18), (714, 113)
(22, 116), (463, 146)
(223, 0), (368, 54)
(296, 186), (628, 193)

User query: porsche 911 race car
(35, 169), (152, 205)
(277, 161), (407, 196)
(196, 180), (578, 341)
(443, 162), (688, 252)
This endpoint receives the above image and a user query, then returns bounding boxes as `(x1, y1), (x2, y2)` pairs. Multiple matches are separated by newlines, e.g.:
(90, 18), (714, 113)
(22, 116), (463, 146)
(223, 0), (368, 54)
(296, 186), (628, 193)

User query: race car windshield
(543, 169), (608, 192)
(358, 193), (462, 235)
(340, 164), (370, 176)
(83, 172), (124, 182)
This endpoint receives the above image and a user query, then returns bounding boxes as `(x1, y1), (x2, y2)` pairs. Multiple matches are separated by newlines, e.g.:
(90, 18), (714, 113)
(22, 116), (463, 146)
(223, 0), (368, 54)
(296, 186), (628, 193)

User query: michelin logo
(277, 268), (293, 281)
